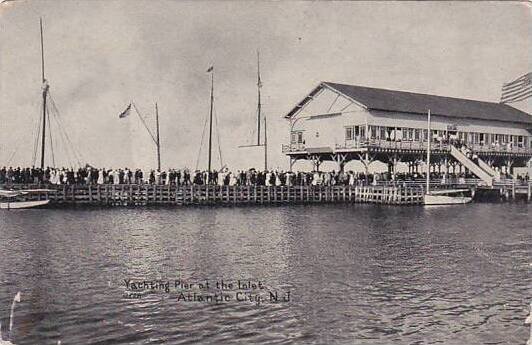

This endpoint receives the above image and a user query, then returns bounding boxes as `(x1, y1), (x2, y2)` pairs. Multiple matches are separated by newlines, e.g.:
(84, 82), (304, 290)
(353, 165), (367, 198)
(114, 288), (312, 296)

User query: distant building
(282, 82), (532, 182)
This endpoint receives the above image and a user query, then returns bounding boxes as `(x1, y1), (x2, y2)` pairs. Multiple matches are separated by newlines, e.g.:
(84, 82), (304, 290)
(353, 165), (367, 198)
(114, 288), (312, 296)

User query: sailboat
(423, 109), (473, 206)
(0, 19), (55, 210)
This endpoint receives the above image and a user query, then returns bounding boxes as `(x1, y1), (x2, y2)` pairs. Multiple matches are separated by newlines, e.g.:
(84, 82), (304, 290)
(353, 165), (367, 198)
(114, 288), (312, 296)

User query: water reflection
(0, 203), (530, 344)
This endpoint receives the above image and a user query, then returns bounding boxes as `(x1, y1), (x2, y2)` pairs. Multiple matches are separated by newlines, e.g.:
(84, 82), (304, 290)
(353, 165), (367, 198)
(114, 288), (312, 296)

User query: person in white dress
(265, 171), (271, 186)
(349, 171), (355, 186)
(113, 169), (120, 185)
(97, 169), (104, 184)
(275, 171), (282, 186)
(218, 170), (226, 186)
(229, 172), (237, 186)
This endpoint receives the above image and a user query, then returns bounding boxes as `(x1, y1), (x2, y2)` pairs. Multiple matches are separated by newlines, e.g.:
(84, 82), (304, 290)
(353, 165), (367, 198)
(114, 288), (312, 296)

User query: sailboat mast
(426, 109), (431, 193)
(257, 50), (261, 146)
(40, 17), (47, 170)
(264, 115), (268, 170)
(155, 102), (161, 171)
(207, 70), (214, 172)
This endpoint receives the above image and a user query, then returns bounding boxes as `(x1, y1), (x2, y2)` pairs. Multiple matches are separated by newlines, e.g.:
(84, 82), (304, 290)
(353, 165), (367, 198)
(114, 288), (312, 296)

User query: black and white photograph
(0, 1), (531, 344)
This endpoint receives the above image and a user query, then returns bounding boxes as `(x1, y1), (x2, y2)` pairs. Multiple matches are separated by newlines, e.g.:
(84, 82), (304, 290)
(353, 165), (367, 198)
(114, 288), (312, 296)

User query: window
(380, 127), (386, 140)
(345, 127), (353, 141)
(414, 129), (420, 141)
(500, 135), (506, 144)
(291, 131), (303, 144)
(370, 126), (377, 139)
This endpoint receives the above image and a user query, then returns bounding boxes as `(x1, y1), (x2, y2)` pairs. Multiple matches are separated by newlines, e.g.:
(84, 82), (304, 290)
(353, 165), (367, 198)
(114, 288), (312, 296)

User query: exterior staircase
(477, 157), (500, 181)
(450, 145), (494, 186)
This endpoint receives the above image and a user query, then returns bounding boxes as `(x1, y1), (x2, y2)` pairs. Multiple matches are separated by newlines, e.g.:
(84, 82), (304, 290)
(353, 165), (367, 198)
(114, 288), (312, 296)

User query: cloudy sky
(0, 0), (530, 170)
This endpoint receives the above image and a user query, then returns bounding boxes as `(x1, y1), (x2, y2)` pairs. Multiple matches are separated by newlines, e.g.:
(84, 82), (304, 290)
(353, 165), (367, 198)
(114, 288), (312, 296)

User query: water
(0, 203), (530, 345)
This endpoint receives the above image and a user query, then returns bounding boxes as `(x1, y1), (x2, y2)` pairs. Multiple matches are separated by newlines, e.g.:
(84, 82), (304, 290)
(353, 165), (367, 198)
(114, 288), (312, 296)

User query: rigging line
(47, 106), (55, 168)
(48, 92), (83, 164)
(195, 108), (210, 171)
(213, 103), (223, 168)
(6, 127), (27, 166)
(48, 93), (84, 166)
(32, 104), (43, 166)
(47, 95), (72, 166)
(249, 116), (257, 146)
(50, 105), (78, 168)
(32, 102), (43, 165)
(6, 147), (20, 167)
(47, 96), (76, 168)
(132, 103), (158, 145)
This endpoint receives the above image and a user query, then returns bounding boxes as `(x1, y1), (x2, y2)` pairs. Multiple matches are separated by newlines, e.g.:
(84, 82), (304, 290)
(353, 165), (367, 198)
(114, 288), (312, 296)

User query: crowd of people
(0, 165), (513, 187)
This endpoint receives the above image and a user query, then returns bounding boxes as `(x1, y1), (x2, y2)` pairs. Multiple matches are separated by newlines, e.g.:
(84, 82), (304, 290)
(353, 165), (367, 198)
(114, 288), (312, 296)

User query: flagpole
(257, 50), (261, 146)
(208, 69), (214, 172)
(155, 102), (161, 171)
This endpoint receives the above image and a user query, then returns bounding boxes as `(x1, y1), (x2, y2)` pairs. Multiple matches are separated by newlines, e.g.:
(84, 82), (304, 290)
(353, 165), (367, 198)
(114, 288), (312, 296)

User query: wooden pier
(1, 184), (425, 207)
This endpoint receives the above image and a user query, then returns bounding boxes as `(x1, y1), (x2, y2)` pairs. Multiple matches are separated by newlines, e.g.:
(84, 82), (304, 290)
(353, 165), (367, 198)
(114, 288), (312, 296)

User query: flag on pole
(206, 66), (214, 73)
(119, 103), (132, 118)
(500, 72), (531, 103)
(14, 292), (21, 303)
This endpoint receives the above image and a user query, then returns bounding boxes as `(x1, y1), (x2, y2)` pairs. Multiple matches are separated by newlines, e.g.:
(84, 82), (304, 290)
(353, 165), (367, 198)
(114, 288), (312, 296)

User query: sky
(0, 0), (530, 171)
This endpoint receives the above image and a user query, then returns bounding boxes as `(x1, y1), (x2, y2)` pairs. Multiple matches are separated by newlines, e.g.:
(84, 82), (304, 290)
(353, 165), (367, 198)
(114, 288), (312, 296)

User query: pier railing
(1, 184), (425, 206)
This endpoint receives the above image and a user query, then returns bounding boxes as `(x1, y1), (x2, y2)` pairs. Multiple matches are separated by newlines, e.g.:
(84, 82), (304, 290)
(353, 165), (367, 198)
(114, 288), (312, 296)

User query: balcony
(284, 139), (532, 156)
(466, 143), (532, 155)
(336, 139), (532, 155)
(336, 140), (449, 151)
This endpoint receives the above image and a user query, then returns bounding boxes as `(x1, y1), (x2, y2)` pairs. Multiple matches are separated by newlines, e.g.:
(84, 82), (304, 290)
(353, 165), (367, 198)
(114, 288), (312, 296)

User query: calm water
(0, 203), (530, 345)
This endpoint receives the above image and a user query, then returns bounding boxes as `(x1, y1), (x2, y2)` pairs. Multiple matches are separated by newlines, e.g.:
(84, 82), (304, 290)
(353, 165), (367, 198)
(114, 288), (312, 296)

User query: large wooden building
(283, 82), (532, 184)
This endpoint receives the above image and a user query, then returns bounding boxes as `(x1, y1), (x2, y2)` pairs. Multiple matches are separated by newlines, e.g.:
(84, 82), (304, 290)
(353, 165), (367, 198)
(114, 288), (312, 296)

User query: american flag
(118, 103), (132, 118)
(500, 72), (531, 103)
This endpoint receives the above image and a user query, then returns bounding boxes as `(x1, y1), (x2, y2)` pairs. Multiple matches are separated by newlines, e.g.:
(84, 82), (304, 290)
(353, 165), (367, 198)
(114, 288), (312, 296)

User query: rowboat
(0, 189), (51, 209)
(423, 192), (472, 206)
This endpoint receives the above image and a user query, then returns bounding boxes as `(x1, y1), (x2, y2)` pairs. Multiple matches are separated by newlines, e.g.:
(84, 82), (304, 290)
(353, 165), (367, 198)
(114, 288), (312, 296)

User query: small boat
(423, 109), (472, 206)
(424, 192), (472, 206)
(0, 189), (51, 209)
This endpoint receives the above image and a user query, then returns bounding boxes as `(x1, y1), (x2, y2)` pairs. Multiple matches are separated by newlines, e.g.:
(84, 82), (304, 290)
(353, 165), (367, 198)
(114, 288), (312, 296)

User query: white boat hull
(0, 200), (50, 209)
(424, 194), (472, 206)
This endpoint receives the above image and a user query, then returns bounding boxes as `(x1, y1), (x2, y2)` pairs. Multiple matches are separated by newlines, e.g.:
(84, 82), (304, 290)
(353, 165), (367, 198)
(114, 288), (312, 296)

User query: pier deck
(2, 180), (530, 207)
(1, 184), (425, 206)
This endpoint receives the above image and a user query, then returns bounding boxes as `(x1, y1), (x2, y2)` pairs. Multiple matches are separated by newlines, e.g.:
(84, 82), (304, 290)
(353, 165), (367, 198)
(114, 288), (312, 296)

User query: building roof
(285, 82), (532, 125)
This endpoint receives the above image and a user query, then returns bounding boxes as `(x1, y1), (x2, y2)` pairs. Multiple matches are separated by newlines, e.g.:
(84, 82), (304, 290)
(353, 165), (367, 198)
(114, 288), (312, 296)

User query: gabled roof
(285, 82), (532, 125)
